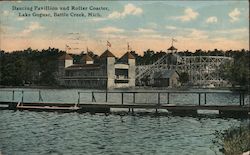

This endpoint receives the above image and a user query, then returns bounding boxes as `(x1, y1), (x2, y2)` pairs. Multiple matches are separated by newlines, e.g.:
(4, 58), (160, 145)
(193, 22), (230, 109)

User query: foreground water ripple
(0, 110), (247, 155)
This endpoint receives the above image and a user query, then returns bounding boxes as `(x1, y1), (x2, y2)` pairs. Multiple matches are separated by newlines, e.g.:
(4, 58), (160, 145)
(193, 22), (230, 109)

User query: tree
(0, 47), (62, 86)
(179, 72), (189, 85)
(220, 51), (250, 89)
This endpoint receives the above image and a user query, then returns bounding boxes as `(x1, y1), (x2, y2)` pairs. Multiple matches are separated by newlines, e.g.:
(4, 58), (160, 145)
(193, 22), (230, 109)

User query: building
(58, 50), (136, 89)
(167, 45), (177, 52)
(152, 69), (180, 88)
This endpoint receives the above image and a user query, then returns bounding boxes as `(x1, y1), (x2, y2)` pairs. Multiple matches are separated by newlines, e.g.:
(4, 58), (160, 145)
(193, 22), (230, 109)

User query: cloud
(166, 25), (177, 30)
(190, 29), (207, 39)
(88, 3), (142, 22)
(0, 26), (6, 34)
(2, 10), (10, 16)
(97, 26), (125, 33)
(89, 18), (107, 22)
(215, 28), (248, 34)
(174, 8), (199, 22)
(184, 28), (208, 40)
(108, 3), (143, 19)
(20, 22), (44, 36)
(206, 16), (218, 24)
(229, 28), (248, 33)
(108, 11), (121, 19)
(139, 34), (168, 39)
(229, 8), (241, 22)
(147, 22), (158, 29)
(136, 28), (156, 33)
(105, 34), (128, 39)
(17, 17), (25, 21)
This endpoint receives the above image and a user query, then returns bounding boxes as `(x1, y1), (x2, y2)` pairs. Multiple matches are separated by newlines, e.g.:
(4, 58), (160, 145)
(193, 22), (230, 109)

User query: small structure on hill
(167, 46), (177, 53)
(57, 50), (135, 89)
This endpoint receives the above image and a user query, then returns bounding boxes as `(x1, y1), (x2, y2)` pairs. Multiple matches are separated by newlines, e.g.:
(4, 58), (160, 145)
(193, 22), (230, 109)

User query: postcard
(0, 1), (249, 155)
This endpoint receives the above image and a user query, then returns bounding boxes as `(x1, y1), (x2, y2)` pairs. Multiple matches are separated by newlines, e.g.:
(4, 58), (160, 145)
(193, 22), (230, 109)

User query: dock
(0, 90), (249, 117)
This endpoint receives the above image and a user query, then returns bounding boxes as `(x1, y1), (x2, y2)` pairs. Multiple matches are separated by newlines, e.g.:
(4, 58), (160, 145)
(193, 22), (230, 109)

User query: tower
(168, 38), (178, 53)
(58, 53), (73, 85)
(81, 54), (94, 64)
(119, 52), (136, 87)
(100, 49), (116, 88)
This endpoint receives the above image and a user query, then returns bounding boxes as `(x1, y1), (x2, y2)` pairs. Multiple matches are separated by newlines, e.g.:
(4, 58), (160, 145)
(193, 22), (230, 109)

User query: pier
(0, 90), (249, 117)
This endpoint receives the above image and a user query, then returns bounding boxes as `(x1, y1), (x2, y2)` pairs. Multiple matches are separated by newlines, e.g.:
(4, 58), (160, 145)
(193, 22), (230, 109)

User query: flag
(107, 41), (111, 47)
(172, 38), (177, 42)
(127, 42), (132, 51)
(65, 44), (71, 50)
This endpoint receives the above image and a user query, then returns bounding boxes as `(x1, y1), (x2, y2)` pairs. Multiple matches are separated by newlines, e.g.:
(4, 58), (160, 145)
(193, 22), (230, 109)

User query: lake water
(0, 88), (249, 155)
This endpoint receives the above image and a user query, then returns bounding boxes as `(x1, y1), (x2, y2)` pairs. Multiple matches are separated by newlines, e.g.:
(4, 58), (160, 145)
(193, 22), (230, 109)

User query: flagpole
(107, 41), (111, 50)
(107, 41), (108, 50)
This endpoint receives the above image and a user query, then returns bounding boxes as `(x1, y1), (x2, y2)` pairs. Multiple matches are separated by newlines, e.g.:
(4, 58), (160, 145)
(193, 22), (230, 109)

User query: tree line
(0, 47), (249, 88)
(0, 48), (63, 86)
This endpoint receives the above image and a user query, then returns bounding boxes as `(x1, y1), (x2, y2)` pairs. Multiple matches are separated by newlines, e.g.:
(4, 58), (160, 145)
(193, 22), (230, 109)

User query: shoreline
(0, 85), (237, 91)
(0, 85), (65, 89)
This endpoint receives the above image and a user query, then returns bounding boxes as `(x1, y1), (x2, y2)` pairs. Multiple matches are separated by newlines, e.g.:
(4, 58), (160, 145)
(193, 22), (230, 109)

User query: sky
(0, 0), (249, 56)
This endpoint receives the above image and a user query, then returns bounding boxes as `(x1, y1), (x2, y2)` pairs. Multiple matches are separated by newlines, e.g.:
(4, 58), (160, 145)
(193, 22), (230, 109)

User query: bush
(213, 125), (250, 155)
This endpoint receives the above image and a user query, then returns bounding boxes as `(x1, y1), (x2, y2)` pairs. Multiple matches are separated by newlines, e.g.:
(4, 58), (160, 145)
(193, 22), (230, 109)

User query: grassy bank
(213, 125), (250, 155)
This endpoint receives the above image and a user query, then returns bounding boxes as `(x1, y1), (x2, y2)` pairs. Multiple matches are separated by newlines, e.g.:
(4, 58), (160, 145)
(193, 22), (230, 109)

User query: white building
(58, 50), (136, 89)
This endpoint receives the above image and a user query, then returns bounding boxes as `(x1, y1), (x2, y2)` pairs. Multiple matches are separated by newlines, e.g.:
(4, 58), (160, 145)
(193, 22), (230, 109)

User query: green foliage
(133, 49), (167, 65)
(213, 125), (250, 155)
(0, 47), (64, 86)
(220, 50), (250, 88)
(0, 47), (101, 86)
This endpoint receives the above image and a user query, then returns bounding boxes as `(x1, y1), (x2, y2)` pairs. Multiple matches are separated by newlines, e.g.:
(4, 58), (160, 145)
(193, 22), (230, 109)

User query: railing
(0, 90), (43, 102)
(77, 91), (247, 106)
(136, 54), (168, 80)
(0, 90), (247, 106)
